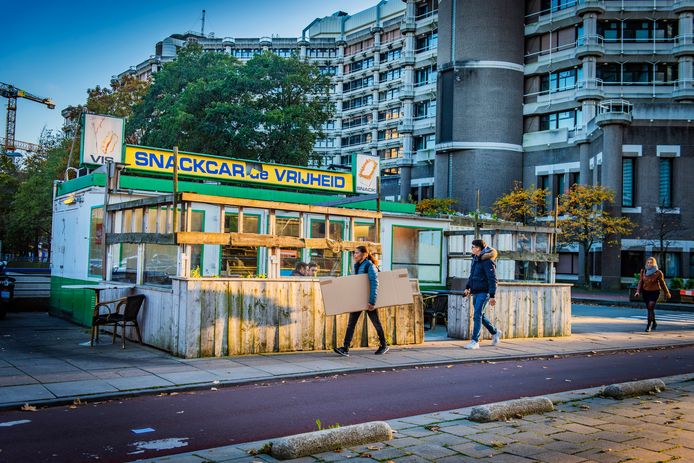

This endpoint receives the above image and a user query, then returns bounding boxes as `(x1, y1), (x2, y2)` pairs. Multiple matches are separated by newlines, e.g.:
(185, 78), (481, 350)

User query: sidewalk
(571, 289), (694, 312)
(137, 373), (694, 463)
(1, 309), (693, 410)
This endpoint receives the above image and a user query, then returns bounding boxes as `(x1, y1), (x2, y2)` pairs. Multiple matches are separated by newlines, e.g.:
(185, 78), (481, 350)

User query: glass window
(556, 252), (577, 274)
(355, 223), (376, 242)
(621, 250), (645, 278)
(144, 244), (177, 286)
(664, 252), (681, 277)
(517, 233), (531, 253)
(112, 243), (138, 284)
(88, 207), (104, 277)
(622, 158), (635, 207)
(392, 226), (442, 282)
(515, 261), (547, 282)
(310, 220), (345, 277)
(535, 234), (549, 253)
(222, 213), (261, 276)
(659, 158), (672, 208)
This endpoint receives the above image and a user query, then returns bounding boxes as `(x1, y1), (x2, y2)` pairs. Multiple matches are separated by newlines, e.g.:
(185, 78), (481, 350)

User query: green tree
(128, 45), (331, 165)
(492, 183), (550, 224)
(558, 185), (634, 288)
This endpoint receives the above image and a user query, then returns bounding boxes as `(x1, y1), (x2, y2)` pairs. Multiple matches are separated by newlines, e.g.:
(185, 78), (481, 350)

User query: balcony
(602, 38), (676, 56)
(673, 79), (694, 101)
(673, 0), (694, 13)
(575, 35), (604, 58)
(576, 0), (605, 15)
(596, 99), (632, 126)
(522, 128), (570, 150)
(399, 85), (415, 100)
(414, 149), (435, 163)
(674, 34), (694, 56)
(399, 121), (414, 133)
(415, 10), (438, 29)
(400, 19), (416, 34)
(401, 51), (416, 66)
(575, 78), (605, 101)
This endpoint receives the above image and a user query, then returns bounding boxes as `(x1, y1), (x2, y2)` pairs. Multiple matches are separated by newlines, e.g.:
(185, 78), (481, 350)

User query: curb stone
(602, 378), (667, 399)
(468, 397), (554, 422)
(269, 421), (392, 460)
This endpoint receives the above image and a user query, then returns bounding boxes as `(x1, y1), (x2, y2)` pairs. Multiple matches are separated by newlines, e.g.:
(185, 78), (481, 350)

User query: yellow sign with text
(124, 146), (354, 193)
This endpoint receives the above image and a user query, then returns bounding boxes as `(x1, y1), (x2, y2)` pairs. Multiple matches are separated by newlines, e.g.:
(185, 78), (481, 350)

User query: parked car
(0, 261), (16, 319)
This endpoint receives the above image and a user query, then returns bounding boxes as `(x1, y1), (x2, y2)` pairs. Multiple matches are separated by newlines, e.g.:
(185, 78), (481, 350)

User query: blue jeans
(471, 293), (497, 342)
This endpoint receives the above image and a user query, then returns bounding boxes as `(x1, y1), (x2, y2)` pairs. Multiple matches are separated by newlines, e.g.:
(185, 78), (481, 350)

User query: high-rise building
(118, 0), (693, 288)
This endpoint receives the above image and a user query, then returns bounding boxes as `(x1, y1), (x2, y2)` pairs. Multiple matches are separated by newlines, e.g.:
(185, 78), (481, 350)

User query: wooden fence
(104, 278), (424, 358)
(447, 283), (572, 339)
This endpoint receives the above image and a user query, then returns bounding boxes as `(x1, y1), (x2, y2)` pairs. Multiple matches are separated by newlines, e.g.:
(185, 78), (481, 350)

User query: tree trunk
(582, 246), (591, 289)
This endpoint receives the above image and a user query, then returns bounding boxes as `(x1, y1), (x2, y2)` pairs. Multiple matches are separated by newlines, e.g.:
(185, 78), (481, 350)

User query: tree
(557, 185), (634, 288)
(128, 45), (332, 166)
(86, 75), (150, 118)
(492, 182), (550, 224)
(416, 198), (457, 216)
(4, 131), (70, 260)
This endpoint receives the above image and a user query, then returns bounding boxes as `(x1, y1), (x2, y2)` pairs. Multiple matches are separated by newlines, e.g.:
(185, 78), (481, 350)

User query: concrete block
(269, 421), (393, 460)
(602, 378), (666, 399)
(469, 397), (554, 422)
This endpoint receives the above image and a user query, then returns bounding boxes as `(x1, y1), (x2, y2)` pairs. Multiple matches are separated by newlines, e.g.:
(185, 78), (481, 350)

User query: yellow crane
(0, 82), (55, 155)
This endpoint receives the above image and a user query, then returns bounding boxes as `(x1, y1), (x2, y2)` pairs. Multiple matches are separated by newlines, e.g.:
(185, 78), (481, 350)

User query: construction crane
(0, 82), (55, 155)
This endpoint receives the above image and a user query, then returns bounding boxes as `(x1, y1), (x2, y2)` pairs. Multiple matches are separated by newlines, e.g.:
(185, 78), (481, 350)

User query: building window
(416, 0), (439, 18)
(664, 252), (681, 277)
(341, 133), (371, 147)
(378, 107), (400, 121)
(343, 114), (372, 128)
(343, 94), (373, 110)
(539, 109), (581, 130)
(392, 226), (442, 282)
(540, 68), (582, 93)
(318, 66), (337, 75)
(378, 147), (402, 159)
(379, 48), (402, 62)
(556, 252), (578, 275)
(415, 65), (437, 86)
(343, 75), (373, 93)
(308, 48), (337, 58)
(414, 134), (436, 151)
(621, 250), (645, 278)
(354, 222), (376, 242)
(622, 158), (635, 207)
(415, 30), (438, 52)
(377, 128), (399, 141)
(378, 88), (400, 101)
(379, 68), (402, 82)
(540, 0), (574, 13)
(382, 167), (400, 177)
(659, 158), (672, 208)
(344, 57), (374, 74)
(414, 100), (436, 119)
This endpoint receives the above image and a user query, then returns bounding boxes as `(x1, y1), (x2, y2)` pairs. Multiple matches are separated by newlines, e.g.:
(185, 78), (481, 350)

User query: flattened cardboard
(320, 268), (414, 315)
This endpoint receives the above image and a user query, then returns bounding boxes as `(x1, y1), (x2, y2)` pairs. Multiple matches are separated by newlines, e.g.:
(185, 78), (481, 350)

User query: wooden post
(172, 146), (179, 235)
(237, 207), (244, 234)
(101, 160), (114, 281)
(268, 210), (278, 278)
(325, 215), (331, 240)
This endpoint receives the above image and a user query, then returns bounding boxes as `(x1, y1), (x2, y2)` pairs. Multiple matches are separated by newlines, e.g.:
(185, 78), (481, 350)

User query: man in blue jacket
(463, 239), (501, 349)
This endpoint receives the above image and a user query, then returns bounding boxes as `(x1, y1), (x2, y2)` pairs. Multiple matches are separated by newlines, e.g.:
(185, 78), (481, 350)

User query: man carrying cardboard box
(333, 245), (389, 356)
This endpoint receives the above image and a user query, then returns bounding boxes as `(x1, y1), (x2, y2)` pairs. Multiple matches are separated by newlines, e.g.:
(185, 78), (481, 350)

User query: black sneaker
(375, 345), (390, 355)
(333, 347), (349, 357)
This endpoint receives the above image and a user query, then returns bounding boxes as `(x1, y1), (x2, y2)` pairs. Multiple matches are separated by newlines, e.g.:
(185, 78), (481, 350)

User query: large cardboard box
(319, 268), (414, 315)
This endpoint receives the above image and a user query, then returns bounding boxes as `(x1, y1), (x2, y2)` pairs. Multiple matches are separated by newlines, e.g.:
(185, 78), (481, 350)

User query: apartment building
(118, 0), (693, 288)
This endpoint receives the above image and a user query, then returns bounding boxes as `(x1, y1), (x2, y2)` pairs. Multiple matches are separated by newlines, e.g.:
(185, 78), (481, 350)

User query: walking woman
(333, 245), (389, 356)
(635, 256), (671, 332)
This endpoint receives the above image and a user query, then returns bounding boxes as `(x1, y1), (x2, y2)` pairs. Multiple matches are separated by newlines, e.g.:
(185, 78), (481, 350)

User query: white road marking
(0, 419), (31, 427)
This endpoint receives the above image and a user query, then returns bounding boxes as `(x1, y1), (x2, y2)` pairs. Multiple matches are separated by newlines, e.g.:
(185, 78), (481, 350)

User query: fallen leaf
(21, 404), (37, 412)
(211, 387), (218, 391)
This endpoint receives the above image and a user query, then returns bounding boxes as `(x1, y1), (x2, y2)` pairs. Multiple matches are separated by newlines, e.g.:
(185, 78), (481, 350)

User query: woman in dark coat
(635, 256), (671, 332)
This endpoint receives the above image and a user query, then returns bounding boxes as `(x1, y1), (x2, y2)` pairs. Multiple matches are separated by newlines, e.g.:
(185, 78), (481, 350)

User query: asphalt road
(0, 346), (692, 463)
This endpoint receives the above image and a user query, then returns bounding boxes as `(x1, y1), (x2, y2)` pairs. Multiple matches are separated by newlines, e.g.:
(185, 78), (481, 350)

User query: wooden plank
(177, 232), (230, 245)
(181, 192), (382, 220)
(106, 233), (175, 245)
(106, 194), (175, 212)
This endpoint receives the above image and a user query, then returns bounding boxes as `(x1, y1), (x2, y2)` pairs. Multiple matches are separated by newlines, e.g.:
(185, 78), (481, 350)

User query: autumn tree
(416, 198), (457, 216)
(558, 185), (634, 287)
(86, 74), (150, 119)
(492, 183), (550, 224)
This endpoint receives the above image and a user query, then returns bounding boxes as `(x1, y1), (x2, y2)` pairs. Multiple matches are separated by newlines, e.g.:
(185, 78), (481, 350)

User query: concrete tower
(435, 0), (525, 212)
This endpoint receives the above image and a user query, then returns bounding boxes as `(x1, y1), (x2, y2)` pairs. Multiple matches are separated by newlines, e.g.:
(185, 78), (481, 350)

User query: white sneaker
(492, 330), (502, 346)
(464, 341), (479, 350)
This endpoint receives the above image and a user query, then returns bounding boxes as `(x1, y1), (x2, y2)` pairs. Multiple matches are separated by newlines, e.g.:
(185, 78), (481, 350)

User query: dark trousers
(343, 310), (387, 349)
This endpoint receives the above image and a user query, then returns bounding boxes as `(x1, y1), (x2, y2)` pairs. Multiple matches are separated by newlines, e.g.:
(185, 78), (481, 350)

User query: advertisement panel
(353, 153), (380, 194)
(124, 145), (354, 193)
(81, 114), (125, 166)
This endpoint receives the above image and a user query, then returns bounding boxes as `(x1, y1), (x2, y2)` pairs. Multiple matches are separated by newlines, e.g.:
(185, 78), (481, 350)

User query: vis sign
(81, 114), (125, 166)
(124, 146), (354, 193)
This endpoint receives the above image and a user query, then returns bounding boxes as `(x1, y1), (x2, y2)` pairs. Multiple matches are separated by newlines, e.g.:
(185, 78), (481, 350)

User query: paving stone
(386, 437), (423, 449)
(311, 449), (359, 461)
(440, 424), (483, 437)
(191, 446), (249, 461)
(572, 449), (624, 463)
(448, 442), (501, 459)
(478, 453), (538, 463)
(501, 442), (546, 457)
(433, 455), (480, 463)
(396, 427), (437, 438)
(625, 437), (678, 452)
(401, 443), (456, 460)
(587, 431), (638, 443)
(663, 446), (694, 460)
(542, 439), (590, 454)
(532, 450), (587, 463)
(558, 422), (601, 434)
(549, 431), (595, 444)
(390, 455), (431, 463)
(419, 432), (471, 447)
(467, 432), (516, 446)
(358, 446), (405, 461)
(507, 431), (557, 446)
(615, 446), (677, 463)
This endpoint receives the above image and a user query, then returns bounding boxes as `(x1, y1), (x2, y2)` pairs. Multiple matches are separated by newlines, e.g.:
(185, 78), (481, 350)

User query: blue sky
(1, 0), (378, 145)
